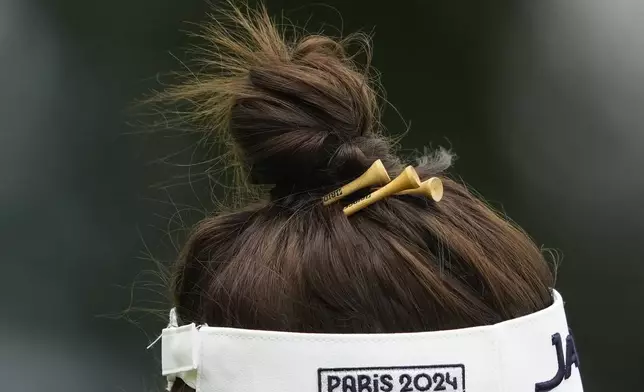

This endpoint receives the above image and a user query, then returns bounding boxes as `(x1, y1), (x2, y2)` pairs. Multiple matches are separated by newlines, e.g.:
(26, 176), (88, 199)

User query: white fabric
(162, 324), (199, 389)
(161, 290), (583, 392)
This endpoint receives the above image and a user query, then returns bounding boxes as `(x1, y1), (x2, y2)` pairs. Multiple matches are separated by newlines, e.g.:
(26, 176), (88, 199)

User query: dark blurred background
(1, 0), (642, 391)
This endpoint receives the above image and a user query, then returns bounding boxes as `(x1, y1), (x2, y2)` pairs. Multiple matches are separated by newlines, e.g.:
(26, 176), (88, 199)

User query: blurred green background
(1, 0), (642, 391)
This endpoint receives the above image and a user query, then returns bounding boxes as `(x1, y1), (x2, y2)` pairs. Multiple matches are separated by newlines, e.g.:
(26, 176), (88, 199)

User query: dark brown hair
(155, 4), (553, 390)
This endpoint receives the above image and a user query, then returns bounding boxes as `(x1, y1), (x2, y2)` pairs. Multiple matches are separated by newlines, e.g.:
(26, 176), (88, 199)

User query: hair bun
(229, 30), (387, 190)
(155, 6), (395, 193)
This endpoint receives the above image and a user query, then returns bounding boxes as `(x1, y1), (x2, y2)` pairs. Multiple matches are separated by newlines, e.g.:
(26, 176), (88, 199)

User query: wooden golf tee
(343, 166), (421, 216)
(322, 159), (391, 206)
(396, 177), (444, 202)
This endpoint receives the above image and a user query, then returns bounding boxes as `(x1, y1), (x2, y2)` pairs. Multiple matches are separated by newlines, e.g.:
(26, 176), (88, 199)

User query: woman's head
(158, 0), (553, 361)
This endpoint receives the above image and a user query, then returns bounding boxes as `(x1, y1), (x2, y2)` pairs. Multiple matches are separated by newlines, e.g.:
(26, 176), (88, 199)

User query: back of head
(157, 4), (553, 389)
